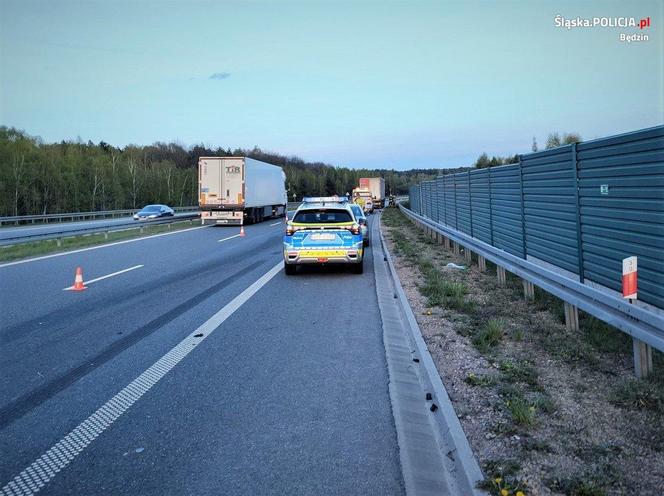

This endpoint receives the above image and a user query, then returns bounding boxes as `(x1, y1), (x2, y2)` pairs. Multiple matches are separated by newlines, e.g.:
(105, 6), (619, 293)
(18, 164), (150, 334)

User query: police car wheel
(352, 260), (364, 274)
(284, 263), (297, 275)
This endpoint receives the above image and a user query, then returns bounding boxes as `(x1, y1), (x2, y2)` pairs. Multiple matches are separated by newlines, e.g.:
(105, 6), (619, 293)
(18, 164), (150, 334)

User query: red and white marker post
(623, 256), (652, 378)
(622, 256), (637, 300)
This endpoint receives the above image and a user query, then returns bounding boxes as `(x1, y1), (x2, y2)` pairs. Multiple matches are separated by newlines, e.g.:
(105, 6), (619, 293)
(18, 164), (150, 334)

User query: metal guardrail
(0, 213), (201, 247)
(0, 206), (200, 226)
(398, 204), (664, 355)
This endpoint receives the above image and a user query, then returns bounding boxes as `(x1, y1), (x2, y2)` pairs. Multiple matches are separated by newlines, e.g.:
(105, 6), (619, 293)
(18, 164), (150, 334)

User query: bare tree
(91, 158), (104, 210)
(127, 155), (142, 208)
(11, 151), (26, 216)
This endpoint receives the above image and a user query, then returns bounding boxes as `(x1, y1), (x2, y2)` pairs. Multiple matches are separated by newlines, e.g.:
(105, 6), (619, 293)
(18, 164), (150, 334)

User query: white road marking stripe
(63, 265), (144, 291)
(218, 234), (241, 243)
(0, 260), (283, 496)
(269, 221), (283, 226)
(0, 225), (211, 269)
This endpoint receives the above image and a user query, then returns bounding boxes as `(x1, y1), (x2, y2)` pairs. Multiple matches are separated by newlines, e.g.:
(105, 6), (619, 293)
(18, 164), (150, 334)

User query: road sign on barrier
(622, 256), (637, 299)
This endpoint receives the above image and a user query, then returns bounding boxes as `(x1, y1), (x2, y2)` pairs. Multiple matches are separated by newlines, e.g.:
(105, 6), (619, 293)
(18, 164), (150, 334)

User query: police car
(283, 196), (364, 275)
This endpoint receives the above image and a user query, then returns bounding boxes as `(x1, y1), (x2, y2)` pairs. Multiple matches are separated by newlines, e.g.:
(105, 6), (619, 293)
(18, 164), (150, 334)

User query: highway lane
(0, 215), (405, 495)
(0, 220), (285, 418)
(0, 213), (197, 244)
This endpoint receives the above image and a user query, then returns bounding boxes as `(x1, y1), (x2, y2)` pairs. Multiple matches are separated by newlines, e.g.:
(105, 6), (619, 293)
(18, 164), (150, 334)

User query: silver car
(349, 203), (369, 246)
(133, 204), (175, 220)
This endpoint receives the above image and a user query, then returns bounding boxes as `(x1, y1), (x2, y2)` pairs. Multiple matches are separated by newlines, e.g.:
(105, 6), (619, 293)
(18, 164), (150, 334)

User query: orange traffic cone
(72, 267), (87, 291)
(239, 225), (245, 237)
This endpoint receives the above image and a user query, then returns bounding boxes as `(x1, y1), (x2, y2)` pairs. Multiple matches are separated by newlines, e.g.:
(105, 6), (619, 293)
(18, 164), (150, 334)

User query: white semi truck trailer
(198, 157), (287, 225)
(359, 177), (386, 208)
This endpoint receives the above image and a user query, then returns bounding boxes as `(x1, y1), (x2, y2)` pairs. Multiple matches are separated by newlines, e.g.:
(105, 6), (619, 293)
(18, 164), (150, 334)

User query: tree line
(1, 126), (579, 217)
(0, 127), (447, 217)
(471, 132), (582, 169)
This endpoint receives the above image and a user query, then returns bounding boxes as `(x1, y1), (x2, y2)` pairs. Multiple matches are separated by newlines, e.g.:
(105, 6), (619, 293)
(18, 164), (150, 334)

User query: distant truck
(198, 157), (287, 225)
(359, 177), (385, 208)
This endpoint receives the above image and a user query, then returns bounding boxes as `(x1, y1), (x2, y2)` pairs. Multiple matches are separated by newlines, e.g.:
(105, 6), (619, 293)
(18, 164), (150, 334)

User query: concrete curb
(374, 213), (486, 495)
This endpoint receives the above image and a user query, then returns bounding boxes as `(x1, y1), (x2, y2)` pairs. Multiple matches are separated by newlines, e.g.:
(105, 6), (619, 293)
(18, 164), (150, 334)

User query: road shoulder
(372, 213), (486, 495)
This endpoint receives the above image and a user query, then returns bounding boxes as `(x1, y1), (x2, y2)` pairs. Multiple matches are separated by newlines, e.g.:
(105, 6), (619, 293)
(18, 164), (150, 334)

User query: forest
(0, 126), (452, 217)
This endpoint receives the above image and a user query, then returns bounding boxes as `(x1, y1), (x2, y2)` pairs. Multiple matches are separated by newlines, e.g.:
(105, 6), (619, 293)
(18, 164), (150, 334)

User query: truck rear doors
(200, 158), (245, 207)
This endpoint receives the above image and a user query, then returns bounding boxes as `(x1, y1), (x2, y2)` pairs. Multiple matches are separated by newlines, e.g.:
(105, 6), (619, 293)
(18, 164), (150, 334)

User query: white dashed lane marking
(63, 265), (144, 290)
(218, 234), (241, 243)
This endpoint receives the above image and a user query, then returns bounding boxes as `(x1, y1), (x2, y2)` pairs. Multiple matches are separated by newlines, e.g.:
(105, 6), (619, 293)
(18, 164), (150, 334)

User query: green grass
(477, 459), (527, 496)
(611, 378), (664, 412)
(499, 358), (539, 386)
(464, 372), (498, 387)
(0, 220), (197, 262)
(545, 460), (625, 496)
(471, 319), (504, 353)
(539, 321), (595, 363)
(381, 207), (409, 228)
(545, 477), (607, 496)
(581, 315), (631, 354)
(522, 438), (553, 453)
(531, 392), (557, 413)
(505, 394), (537, 427)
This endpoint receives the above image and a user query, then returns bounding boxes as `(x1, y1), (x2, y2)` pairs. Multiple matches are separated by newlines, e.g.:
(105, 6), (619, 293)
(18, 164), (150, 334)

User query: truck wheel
(284, 263), (297, 275)
(352, 260), (364, 274)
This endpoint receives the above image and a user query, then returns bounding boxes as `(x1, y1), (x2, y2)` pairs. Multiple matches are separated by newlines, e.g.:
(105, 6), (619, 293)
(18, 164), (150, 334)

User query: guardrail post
(140, 226), (144, 234)
(564, 302), (579, 332)
(572, 143), (584, 282)
(523, 280), (535, 301)
(444, 237), (450, 250)
(453, 241), (460, 256)
(633, 338), (653, 378)
(478, 255), (486, 272)
(496, 266), (506, 286)
(464, 247), (472, 264)
(56, 238), (62, 247)
(104, 232), (109, 240)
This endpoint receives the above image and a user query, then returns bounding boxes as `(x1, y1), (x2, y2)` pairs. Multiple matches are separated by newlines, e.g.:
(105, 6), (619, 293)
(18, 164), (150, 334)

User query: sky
(0, 0), (662, 169)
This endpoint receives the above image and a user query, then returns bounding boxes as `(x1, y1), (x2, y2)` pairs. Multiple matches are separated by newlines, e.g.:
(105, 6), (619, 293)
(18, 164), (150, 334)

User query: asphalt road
(0, 213), (197, 245)
(0, 215), (405, 495)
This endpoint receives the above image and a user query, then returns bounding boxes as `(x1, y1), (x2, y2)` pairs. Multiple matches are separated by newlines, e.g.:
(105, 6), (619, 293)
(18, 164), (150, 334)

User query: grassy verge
(381, 207), (664, 496)
(0, 220), (198, 262)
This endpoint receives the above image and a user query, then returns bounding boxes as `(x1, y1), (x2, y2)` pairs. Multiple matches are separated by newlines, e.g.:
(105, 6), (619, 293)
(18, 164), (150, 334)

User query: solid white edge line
(218, 234), (241, 243)
(0, 225), (211, 269)
(269, 221), (283, 226)
(1, 260), (283, 496)
(63, 265), (144, 291)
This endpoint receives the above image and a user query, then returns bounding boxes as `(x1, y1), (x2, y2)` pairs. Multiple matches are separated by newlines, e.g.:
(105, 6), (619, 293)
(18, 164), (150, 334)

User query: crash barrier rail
(406, 125), (664, 377)
(0, 213), (200, 247)
(0, 206), (200, 226)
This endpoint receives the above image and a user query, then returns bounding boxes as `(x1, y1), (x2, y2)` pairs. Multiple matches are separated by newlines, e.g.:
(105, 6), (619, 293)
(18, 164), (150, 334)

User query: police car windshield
(293, 209), (352, 224)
